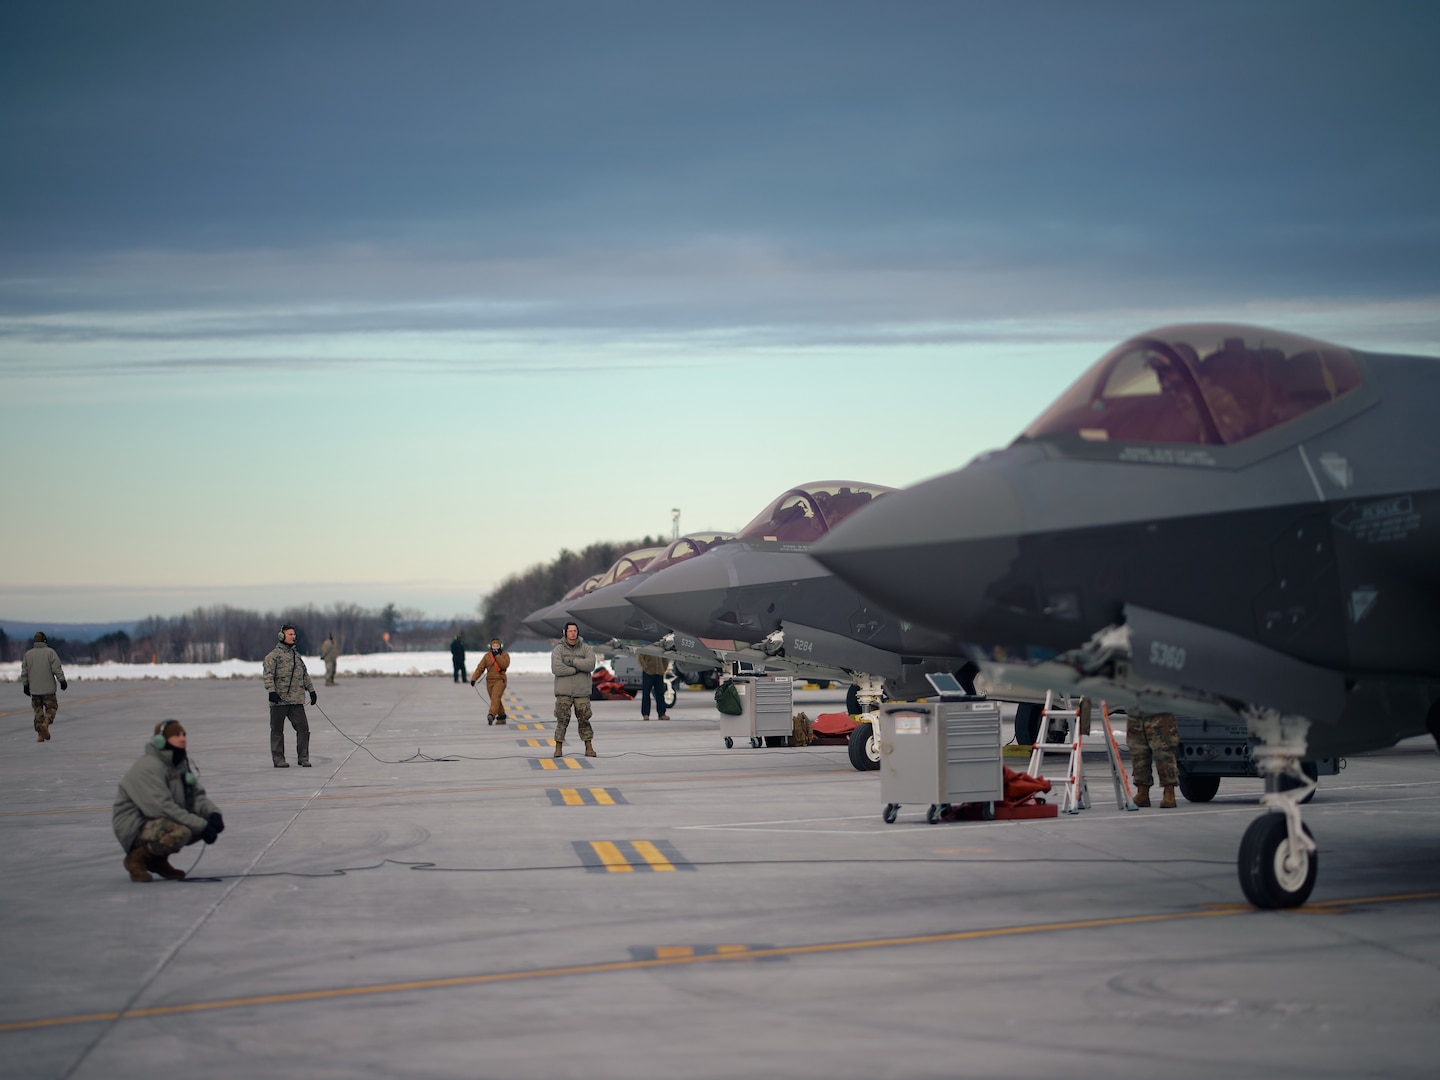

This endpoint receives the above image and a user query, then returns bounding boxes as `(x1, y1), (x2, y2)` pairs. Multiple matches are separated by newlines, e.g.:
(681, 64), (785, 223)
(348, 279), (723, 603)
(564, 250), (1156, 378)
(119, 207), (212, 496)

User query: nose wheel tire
(848, 722), (881, 771)
(1238, 813), (1317, 909)
(1178, 773), (1221, 803)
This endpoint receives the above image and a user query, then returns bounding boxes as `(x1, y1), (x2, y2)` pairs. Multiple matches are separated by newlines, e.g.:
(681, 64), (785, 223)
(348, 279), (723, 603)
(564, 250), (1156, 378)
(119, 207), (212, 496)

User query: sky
(3, 1), (1438, 623)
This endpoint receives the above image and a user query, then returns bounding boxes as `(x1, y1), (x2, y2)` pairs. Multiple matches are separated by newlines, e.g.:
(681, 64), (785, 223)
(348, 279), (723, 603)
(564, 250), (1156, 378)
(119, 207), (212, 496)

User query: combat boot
(1160, 784), (1176, 808)
(495, 717), (507, 725)
(553, 740), (564, 758)
(124, 845), (153, 883)
(35, 728), (44, 743)
(584, 739), (596, 758)
(486, 714), (494, 725)
(1134, 785), (1151, 807)
(148, 853), (186, 880)
(42, 723), (51, 741)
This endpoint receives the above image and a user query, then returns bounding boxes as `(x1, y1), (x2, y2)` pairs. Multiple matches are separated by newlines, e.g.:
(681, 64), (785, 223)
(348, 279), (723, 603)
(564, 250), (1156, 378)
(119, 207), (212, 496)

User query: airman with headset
(263, 623), (317, 767)
(112, 720), (224, 883)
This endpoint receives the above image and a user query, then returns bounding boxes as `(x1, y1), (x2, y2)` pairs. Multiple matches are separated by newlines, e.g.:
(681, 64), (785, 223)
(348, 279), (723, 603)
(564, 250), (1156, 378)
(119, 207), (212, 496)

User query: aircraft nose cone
(626, 554), (734, 639)
(566, 581), (668, 641)
(812, 463), (1026, 639)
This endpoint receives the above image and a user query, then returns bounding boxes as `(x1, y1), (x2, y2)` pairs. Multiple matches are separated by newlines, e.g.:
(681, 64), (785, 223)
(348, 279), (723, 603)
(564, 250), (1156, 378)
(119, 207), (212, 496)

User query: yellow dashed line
(560, 789), (584, 806)
(11, 889), (1440, 1034)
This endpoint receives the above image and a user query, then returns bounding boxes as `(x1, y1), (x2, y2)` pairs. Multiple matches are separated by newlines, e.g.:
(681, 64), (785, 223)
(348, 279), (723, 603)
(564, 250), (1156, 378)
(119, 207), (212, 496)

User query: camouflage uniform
(20, 639), (65, 742)
(321, 636), (339, 686)
(113, 739), (218, 855)
(1126, 709), (1180, 787)
(551, 637), (597, 745)
(263, 639), (315, 765)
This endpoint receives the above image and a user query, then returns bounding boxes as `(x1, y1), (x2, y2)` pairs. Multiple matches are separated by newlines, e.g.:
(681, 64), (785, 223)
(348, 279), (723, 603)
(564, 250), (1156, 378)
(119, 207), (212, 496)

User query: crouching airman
(112, 720), (225, 882)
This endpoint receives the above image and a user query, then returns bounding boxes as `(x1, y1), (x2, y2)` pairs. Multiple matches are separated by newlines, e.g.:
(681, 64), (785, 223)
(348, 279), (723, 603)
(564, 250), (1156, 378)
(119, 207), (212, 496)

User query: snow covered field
(0, 649), (563, 682)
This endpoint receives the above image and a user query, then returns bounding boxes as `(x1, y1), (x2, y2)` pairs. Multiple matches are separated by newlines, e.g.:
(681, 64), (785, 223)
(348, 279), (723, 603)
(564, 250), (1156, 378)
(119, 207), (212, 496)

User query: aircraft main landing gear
(1238, 709), (1318, 909)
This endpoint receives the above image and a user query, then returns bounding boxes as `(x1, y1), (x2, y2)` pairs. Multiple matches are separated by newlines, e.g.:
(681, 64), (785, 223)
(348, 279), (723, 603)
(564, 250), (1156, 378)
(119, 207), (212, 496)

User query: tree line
(1, 535), (668, 665)
(1, 604), (483, 665)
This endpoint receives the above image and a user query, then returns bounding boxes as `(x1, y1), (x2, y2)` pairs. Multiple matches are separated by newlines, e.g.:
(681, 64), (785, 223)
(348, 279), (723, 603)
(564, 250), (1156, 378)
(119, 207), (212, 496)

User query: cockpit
(738, 482), (894, 543)
(1022, 324), (1363, 447)
(560, 574), (604, 601)
(642, 532), (735, 575)
(594, 546), (666, 589)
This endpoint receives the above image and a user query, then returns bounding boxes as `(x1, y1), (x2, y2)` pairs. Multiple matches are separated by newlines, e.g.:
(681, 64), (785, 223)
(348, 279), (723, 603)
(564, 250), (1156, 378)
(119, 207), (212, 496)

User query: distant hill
(0, 619), (137, 641)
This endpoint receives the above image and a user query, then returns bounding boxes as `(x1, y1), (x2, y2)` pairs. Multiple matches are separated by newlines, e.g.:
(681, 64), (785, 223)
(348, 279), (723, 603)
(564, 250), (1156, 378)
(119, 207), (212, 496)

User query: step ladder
(1025, 691), (1136, 813)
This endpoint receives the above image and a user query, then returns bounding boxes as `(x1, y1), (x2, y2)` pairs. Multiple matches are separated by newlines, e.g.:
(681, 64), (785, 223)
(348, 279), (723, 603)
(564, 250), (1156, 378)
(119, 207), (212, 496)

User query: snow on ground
(0, 650), (569, 681)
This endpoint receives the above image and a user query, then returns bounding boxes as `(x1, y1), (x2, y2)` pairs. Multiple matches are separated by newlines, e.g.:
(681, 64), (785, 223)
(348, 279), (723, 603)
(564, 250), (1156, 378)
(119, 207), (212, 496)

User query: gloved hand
(268, 691), (281, 705)
(59, 677), (67, 691)
(470, 679), (477, 687)
(309, 690), (317, 706)
(208, 811), (225, 835)
(201, 822), (219, 844)
(22, 683), (29, 696)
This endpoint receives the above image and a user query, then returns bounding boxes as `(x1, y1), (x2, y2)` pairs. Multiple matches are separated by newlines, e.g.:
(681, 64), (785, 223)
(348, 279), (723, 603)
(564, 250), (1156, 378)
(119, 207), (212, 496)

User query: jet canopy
(1023, 324), (1363, 447)
(738, 482), (894, 543)
(643, 532), (734, 575)
(593, 546), (666, 589)
(560, 574), (605, 601)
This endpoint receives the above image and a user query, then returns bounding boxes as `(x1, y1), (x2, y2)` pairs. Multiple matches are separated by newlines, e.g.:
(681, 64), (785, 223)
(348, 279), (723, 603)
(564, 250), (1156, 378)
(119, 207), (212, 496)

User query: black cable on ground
(177, 852), (1236, 884)
(314, 703), (458, 763)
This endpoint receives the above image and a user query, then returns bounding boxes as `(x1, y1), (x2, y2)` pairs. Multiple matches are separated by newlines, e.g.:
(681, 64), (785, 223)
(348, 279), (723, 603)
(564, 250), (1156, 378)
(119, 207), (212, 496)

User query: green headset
(277, 624), (295, 644)
(151, 719), (182, 749)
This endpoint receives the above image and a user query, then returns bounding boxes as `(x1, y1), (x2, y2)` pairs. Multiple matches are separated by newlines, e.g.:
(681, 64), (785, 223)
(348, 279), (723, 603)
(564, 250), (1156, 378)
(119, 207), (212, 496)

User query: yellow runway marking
(8, 888), (1440, 1034)
(590, 841), (634, 872)
(0, 768), (853, 818)
(631, 840), (675, 871)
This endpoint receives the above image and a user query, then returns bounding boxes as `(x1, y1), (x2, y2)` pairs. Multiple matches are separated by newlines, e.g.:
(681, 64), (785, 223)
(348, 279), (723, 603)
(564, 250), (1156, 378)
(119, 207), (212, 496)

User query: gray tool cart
(720, 674), (795, 748)
(878, 684), (1004, 823)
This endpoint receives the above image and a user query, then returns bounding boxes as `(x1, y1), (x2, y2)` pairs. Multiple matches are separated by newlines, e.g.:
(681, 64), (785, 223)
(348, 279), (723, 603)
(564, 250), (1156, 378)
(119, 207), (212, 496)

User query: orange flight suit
(471, 649), (511, 722)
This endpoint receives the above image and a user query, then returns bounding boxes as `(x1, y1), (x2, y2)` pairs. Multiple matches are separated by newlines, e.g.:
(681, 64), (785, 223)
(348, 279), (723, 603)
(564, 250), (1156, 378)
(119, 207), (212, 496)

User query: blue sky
(3, 1), (1438, 621)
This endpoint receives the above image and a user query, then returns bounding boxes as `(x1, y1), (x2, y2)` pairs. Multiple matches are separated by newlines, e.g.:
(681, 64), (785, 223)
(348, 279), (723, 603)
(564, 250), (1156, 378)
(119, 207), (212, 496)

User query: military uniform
(551, 636), (597, 755)
(263, 638), (315, 766)
(20, 634), (65, 742)
(471, 646), (511, 724)
(112, 727), (222, 882)
(450, 637), (467, 683)
(321, 635), (339, 686)
(1126, 708), (1180, 807)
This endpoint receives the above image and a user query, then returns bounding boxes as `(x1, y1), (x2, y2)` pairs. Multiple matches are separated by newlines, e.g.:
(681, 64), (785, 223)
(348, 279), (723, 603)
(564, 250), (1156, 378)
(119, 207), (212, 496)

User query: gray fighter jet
(520, 545), (669, 641)
(564, 532), (734, 687)
(813, 322), (1440, 908)
(520, 574), (606, 640)
(626, 481), (984, 762)
(565, 532), (734, 644)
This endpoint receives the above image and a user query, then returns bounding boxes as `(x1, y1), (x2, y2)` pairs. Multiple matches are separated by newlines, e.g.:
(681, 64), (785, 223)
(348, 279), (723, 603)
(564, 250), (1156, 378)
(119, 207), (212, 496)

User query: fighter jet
(520, 545), (669, 641)
(626, 481), (984, 761)
(565, 533), (734, 644)
(812, 322), (1440, 908)
(564, 532), (735, 686)
(519, 574), (606, 640)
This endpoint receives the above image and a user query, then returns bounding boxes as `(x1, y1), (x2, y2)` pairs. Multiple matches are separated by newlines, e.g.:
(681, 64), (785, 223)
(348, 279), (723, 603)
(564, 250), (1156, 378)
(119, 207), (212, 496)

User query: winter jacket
(320, 638), (339, 664)
(551, 639), (596, 697)
(20, 645), (65, 696)
(637, 653), (668, 676)
(112, 741), (218, 852)
(472, 650), (511, 683)
(263, 642), (314, 705)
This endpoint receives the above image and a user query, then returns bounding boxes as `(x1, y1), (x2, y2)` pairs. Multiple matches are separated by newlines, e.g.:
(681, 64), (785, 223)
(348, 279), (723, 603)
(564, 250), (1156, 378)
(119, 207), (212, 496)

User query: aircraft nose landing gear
(1239, 710), (1318, 908)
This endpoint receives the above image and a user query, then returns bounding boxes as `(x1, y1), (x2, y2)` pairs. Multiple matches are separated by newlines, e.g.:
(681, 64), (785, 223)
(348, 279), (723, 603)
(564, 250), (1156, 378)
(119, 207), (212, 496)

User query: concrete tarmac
(3, 672), (1440, 1079)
